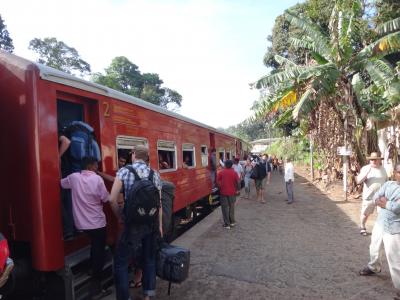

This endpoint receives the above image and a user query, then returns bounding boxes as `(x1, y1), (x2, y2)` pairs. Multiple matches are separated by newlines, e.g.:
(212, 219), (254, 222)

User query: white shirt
(284, 162), (294, 182)
(233, 164), (243, 179)
(357, 165), (387, 201)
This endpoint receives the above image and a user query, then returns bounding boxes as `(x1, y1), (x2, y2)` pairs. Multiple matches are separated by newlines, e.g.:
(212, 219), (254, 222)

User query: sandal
(359, 267), (377, 276)
(129, 280), (142, 288)
(360, 228), (368, 236)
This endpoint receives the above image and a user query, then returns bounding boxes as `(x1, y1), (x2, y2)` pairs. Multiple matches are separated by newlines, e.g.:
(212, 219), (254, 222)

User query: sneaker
(359, 266), (378, 276)
(222, 224), (231, 230)
(230, 223), (236, 227)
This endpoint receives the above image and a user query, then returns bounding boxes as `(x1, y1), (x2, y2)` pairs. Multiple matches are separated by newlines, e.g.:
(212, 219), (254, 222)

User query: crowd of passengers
(58, 121), (292, 300)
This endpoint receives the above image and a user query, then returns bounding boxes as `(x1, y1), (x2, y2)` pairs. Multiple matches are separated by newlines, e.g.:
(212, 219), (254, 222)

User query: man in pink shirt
(61, 156), (110, 300)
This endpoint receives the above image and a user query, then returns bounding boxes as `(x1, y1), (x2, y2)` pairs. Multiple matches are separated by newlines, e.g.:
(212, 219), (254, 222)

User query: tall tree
(254, 0), (400, 166)
(28, 37), (91, 76)
(92, 56), (182, 109)
(0, 15), (14, 53)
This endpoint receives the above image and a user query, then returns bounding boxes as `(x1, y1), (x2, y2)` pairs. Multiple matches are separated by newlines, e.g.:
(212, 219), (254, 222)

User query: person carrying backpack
(59, 120), (101, 240)
(110, 145), (162, 300)
(251, 155), (267, 203)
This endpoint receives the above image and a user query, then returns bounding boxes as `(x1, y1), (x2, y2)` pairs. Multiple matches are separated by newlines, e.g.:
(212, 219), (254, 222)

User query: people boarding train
(110, 145), (162, 300)
(60, 157), (111, 299)
(59, 121), (101, 240)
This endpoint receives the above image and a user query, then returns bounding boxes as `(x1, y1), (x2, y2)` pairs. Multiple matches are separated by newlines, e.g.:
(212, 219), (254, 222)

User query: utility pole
(343, 115), (348, 202)
(310, 136), (314, 181)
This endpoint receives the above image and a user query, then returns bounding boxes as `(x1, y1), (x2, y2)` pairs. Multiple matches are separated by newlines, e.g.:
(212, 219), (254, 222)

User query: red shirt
(217, 168), (239, 196)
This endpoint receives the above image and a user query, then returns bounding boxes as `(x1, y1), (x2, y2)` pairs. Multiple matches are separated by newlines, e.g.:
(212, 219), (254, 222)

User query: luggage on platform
(156, 243), (190, 295)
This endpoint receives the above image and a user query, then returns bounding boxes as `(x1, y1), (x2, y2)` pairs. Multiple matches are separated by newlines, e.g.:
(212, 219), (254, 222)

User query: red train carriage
(0, 51), (245, 299)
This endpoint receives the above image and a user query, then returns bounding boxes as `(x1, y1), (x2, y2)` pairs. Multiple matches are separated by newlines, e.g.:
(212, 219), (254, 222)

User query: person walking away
(284, 158), (294, 204)
(359, 163), (400, 300)
(357, 152), (387, 236)
(109, 145), (162, 300)
(251, 156), (267, 203)
(60, 157), (111, 299)
(232, 158), (243, 195)
(243, 158), (253, 199)
(217, 160), (240, 229)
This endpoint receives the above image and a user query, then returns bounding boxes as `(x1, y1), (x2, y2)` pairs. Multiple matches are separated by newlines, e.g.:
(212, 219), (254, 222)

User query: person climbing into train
(58, 121), (101, 240)
(60, 156), (111, 300)
(110, 144), (162, 300)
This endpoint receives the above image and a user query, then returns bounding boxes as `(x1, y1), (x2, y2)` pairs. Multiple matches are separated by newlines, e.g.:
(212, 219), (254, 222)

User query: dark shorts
(255, 178), (264, 190)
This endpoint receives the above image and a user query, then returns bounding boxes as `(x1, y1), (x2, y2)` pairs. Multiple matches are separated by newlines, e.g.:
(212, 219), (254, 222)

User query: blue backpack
(68, 121), (101, 163)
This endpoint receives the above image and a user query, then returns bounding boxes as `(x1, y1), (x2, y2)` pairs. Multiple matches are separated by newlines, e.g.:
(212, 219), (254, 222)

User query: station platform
(108, 170), (397, 300)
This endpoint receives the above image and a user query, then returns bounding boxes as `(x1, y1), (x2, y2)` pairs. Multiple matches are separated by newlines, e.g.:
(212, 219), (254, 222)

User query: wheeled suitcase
(156, 243), (190, 295)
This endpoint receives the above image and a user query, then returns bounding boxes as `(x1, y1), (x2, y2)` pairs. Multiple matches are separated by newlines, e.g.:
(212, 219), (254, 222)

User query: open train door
(56, 96), (113, 300)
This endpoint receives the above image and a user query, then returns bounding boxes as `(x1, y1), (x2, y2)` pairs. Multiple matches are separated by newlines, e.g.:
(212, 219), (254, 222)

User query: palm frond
(254, 69), (298, 89)
(289, 37), (321, 55)
(272, 90), (297, 112)
(285, 11), (332, 61)
(274, 55), (298, 68)
(273, 108), (294, 127)
(365, 59), (396, 88)
(297, 63), (339, 83)
(292, 89), (315, 120)
(356, 31), (400, 61)
(351, 73), (366, 101)
(376, 17), (400, 36)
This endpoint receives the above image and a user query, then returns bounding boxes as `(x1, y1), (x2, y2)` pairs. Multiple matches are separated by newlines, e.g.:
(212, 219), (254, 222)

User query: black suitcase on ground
(156, 243), (190, 295)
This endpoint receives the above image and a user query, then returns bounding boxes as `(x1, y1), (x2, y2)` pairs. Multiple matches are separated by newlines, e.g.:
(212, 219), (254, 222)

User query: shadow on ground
(148, 172), (396, 300)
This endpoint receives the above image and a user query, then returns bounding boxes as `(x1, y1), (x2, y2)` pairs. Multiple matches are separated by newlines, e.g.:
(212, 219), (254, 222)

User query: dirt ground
(109, 166), (397, 300)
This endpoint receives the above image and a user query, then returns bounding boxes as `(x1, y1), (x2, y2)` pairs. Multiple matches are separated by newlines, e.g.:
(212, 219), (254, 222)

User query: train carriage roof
(0, 50), (241, 141)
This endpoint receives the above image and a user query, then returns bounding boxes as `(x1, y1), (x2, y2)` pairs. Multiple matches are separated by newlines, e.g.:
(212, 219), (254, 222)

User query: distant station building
(250, 138), (281, 154)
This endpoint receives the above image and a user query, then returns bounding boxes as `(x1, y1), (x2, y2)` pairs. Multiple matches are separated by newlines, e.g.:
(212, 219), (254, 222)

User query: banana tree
(254, 0), (400, 166)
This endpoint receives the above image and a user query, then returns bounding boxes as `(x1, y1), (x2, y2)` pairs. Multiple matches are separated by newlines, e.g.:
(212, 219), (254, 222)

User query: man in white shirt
(356, 152), (387, 236)
(284, 158), (294, 204)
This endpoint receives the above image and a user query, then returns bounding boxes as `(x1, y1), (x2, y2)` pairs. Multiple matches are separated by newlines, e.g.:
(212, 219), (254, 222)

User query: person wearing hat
(359, 163), (400, 300)
(357, 152), (387, 236)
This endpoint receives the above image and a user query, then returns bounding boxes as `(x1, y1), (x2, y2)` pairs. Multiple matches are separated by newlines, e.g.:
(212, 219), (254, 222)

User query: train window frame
(116, 135), (148, 168)
(226, 151), (231, 160)
(182, 143), (196, 169)
(157, 140), (177, 173)
(201, 145), (208, 167)
(218, 148), (225, 163)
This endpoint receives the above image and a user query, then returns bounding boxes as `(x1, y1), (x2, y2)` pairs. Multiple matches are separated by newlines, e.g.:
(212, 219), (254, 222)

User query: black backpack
(124, 166), (160, 225)
(258, 162), (267, 179)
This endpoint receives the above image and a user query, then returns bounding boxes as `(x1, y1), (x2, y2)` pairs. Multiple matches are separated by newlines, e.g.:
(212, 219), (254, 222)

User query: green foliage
(225, 117), (285, 142)
(28, 37), (91, 76)
(255, 0), (400, 124)
(374, 0), (400, 25)
(0, 15), (14, 53)
(92, 56), (182, 109)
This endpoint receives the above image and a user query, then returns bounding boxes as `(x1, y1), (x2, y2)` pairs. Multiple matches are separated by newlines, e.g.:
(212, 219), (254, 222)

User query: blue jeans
(114, 232), (157, 300)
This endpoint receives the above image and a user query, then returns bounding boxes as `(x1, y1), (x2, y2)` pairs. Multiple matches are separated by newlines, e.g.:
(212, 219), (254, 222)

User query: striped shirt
(117, 160), (162, 198)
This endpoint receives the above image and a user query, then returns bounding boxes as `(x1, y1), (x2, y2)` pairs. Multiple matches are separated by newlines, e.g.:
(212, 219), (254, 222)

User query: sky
(2, 0), (301, 128)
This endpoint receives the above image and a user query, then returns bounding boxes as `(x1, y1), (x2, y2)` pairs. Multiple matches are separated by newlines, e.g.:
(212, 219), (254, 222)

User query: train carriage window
(218, 148), (225, 162)
(158, 140), (177, 172)
(116, 136), (148, 167)
(182, 143), (195, 169)
(201, 145), (208, 167)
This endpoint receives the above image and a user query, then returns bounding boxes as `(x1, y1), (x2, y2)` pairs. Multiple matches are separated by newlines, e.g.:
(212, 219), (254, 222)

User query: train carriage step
(63, 246), (113, 300)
